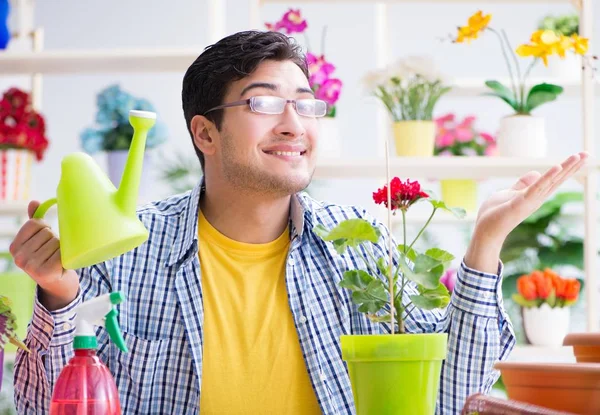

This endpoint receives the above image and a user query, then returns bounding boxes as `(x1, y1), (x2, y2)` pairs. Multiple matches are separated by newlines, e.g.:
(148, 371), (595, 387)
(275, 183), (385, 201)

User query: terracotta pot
(495, 361), (600, 414)
(563, 333), (600, 363)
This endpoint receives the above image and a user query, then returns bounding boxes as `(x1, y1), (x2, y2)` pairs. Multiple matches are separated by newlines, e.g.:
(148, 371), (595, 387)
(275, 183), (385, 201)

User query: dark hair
(182, 30), (309, 171)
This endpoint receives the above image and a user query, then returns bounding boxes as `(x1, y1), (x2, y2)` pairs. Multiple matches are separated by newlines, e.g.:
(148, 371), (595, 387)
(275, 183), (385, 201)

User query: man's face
(213, 60), (319, 196)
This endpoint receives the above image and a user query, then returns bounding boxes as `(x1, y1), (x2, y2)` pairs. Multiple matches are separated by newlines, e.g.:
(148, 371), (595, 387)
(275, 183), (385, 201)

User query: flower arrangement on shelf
(513, 268), (580, 308)
(434, 113), (497, 157)
(314, 177), (465, 412)
(80, 84), (167, 154)
(449, 10), (597, 157)
(513, 268), (581, 347)
(265, 9), (342, 117)
(362, 56), (451, 157)
(0, 87), (49, 161)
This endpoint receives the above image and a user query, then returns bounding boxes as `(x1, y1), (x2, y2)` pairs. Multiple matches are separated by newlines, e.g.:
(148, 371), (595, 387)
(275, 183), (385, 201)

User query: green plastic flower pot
(341, 333), (448, 415)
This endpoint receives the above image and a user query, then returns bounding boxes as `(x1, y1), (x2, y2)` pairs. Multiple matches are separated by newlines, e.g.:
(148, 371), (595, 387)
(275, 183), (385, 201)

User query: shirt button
(289, 257), (295, 265)
(320, 372), (327, 382)
(62, 322), (71, 331)
(299, 315), (307, 324)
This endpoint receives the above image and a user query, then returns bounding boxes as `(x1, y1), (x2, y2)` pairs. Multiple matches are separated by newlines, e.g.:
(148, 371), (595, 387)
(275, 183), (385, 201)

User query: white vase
(0, 149), (34, 201)
(106, 150), (152, 199)
(522, 303), (571, 347)
(497, 115), (546, 158)
(548, 54), (581, 81)
(317, 117), (342, 159)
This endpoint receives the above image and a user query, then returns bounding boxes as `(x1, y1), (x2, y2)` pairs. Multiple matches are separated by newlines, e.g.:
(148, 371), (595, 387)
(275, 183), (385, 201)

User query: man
(11, 30), (587, 414)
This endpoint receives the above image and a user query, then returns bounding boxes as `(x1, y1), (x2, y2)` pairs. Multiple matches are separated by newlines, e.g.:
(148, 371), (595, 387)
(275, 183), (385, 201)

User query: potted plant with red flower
(434, 113), (497, 213)
(265, 9), (343, 158)
(512, 268), (580, 347)
(0, 87), (49, 201)
(315, 177), (465, 414)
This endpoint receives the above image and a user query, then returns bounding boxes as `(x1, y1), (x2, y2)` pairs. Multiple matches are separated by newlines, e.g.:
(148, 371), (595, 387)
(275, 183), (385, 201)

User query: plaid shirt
(14, 181), (515, 414)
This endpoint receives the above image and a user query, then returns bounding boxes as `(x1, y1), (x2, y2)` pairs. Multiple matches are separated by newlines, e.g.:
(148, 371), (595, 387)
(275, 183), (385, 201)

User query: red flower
(373, 177), (429, 211)
(0, 87), (50, 161)
(517, 275), (537, 301)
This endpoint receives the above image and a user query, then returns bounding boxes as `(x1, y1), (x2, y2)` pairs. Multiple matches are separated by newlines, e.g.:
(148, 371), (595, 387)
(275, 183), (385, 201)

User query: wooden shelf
(262, 0), (565, 3)
(0, 201), (29, 216)
(0, 48), (201, 75)
(313, 157), (598, 180)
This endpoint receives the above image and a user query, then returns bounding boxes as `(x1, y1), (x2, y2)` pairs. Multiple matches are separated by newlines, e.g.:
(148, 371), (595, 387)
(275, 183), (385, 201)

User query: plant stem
(303, 33), (312, 53)
(356, 248), (377, 276)
(407, 207), (437, 252)
(520, 59), (538, 111)
(385, 135), (395, 334)
(488, 28), (519, 106)
(321, 25), (328, 56)
(404, 304), (416, 320)
(501, 29), (523, 105)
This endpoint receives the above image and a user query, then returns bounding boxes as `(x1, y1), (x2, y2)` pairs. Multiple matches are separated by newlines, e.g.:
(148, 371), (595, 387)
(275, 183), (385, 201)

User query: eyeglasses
(203, 96), (328, 118)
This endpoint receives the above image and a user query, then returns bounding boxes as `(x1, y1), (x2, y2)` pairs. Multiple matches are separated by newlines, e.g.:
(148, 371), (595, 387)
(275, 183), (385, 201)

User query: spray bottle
(50, 292), (128, 415)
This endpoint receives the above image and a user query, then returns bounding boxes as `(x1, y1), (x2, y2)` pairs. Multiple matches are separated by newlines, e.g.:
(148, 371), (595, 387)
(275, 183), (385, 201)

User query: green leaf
(353, 279), (388, 314)
(428, 199), (466, 219)
(525, 192), (583, 224)
(313, 219), (381, 254)
(538, 241), (583, 269)
(484, 80), (518, 110)
(525, 83), (564, 112)
(339, 270), (376, 291)
(413, 254), (442, 274)
(425, 248), (455, 269)
(397, 245), (418, 262)
(367, 313), (393, 323)
(376, 257), (391, 278)
(409, 289), (450, 310)
(397, 252), (440, 289)
(511, 293), (539, 308)
(546, 289), (557, 308)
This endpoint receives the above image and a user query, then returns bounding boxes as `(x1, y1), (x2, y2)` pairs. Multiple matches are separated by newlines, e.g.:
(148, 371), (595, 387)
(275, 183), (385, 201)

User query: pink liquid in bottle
(50, 349), (121, 415)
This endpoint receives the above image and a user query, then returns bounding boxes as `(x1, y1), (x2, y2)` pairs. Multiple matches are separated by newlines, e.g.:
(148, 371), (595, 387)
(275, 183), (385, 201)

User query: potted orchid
(315, 177), (465, 414)
(0, 87), (50, 201)
(265, 9), (343, 158)
(450, 11), (596, 158)
(434, 113), (497, 212)
(513, 268), (580, 347)
(362, 56), (451, 157)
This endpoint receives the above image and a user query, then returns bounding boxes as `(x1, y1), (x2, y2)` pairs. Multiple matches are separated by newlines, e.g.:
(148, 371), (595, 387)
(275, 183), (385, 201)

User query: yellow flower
(455, 11), (491, 43)
(517, 30), (565, 66)
(571, 34), (589, 55)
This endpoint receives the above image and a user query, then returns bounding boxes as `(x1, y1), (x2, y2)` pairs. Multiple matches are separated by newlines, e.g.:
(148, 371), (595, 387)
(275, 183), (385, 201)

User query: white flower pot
(317, 117), (342, 159)
(548, 54), (581, 81)
(107, 150), (152, 199)
(497, 115), (546, 158)
(522, 303), (571, 347)
(0, 149), (34, 201)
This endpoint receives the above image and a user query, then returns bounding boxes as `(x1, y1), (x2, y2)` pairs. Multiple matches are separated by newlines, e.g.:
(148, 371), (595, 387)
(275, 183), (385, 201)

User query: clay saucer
(563, 332), (600, 363)
(494, 361), (600, 415)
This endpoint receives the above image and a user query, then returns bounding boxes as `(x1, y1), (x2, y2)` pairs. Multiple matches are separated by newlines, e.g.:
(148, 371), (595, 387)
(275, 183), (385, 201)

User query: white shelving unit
(249, 0), (599, 338)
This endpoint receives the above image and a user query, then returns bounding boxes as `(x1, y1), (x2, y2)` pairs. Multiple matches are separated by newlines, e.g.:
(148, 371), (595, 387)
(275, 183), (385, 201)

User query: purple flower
(307, 53), (336, 86)
(315, 78), (342, 106)
(265, 9), (307, 34)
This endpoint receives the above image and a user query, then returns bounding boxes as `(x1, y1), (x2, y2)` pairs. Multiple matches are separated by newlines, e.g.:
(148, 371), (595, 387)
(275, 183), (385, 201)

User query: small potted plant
(538, 13), (581, 79)
(434, 113), (496, 212)
(362, 56), (451, 157)
(0, 295), (29, 392)
(80, 84), (167, 194)
(265, 9), (343, 158)
(449, 11), (596, 158)
(0, 87), (50, 201)
(512, 268), (580, 347)
(315, 177), (465, 414)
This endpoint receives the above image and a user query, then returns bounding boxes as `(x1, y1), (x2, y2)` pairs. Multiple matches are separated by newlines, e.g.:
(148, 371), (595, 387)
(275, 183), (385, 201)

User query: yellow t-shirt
(198, 210), (321, 414)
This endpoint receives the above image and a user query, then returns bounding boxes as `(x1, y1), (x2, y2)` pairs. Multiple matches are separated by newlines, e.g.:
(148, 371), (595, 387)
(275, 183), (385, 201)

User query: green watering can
(33, 110), (156, 270)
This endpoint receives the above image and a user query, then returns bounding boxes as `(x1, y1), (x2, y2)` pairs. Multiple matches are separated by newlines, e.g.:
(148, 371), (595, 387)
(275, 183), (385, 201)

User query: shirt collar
(166, 177), (311, 266)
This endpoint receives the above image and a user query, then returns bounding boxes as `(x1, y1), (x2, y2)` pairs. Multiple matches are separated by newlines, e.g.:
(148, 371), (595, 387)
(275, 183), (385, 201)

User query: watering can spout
(32, 110), (156, 270)
(115, 110), (156, 215)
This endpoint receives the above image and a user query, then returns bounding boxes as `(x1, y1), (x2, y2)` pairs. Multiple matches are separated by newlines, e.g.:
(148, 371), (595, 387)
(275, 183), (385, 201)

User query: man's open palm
(475, 152), (589, 243)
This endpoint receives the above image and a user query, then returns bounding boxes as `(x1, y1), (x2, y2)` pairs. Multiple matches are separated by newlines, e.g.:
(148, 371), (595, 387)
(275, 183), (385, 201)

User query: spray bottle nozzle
(74, 291), (128, 353)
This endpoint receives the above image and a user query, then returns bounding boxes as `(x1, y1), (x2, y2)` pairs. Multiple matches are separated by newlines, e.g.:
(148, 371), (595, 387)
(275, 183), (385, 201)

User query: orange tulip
(517, 275), (537, 300)
(563, 279), (581, 301)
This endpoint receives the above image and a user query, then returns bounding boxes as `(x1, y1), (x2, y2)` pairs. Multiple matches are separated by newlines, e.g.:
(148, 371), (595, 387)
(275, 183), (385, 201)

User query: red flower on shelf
(0, 87), (49, 161)
(373, 177), (429, 212)
(514, 268), (581, 308)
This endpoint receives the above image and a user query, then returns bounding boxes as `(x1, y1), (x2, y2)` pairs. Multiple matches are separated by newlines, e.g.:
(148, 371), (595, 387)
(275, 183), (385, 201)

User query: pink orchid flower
(315, 78), (342, 106)
(458, 115), (476, 128)
(435, 113), (455, 128)
(280, 9), (307, 34)
(436, 131), (455, 147)
(455, 127), (474, 143)
(307, 53), (336, 86)
(440, 269), (457, 293)
(485, 142), (498, 156)
(480, 132), (495, 143)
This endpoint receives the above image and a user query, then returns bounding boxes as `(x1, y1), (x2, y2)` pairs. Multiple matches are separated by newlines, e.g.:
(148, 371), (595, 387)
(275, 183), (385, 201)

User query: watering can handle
(32, 198), (58, 219)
